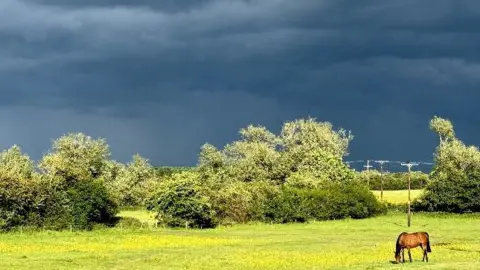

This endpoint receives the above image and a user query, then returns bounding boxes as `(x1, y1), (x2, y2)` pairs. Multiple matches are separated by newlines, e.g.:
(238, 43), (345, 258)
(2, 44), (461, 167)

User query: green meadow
(372, 189), (424, 204)
(1, 191), (479, 270)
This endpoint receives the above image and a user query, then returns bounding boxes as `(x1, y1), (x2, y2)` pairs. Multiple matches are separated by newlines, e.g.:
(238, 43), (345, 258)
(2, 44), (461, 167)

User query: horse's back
(397, 232), (430, 245)
(414, 232), (430, 241)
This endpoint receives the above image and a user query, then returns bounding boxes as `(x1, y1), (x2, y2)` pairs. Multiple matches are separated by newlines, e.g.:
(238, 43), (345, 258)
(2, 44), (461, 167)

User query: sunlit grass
(1, 211), (480, 269)
(117, 208), (156, 226)
(372, 189), (424, 204)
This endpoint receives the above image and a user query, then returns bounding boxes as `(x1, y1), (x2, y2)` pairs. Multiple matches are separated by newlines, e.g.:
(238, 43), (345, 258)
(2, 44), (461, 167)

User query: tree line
(0, 116), (478, 231)
(355, 170), (429, 190)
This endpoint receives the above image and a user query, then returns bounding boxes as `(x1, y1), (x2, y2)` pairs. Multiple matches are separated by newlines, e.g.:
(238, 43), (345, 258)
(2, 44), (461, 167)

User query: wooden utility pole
(401, 161), (419, 227)
(375, 160), (389, 201)
(363, 160), (373, 187)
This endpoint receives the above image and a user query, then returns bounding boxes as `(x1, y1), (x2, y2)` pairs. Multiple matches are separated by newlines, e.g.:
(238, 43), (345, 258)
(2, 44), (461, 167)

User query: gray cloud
(1, 0), (479, 166)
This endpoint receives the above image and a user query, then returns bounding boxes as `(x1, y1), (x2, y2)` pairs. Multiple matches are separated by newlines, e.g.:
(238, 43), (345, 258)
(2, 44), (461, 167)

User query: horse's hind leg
(421, 243), (429, 262)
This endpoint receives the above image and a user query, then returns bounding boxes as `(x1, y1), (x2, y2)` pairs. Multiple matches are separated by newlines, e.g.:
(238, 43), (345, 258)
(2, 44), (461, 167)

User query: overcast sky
(1, 0), (479, 168)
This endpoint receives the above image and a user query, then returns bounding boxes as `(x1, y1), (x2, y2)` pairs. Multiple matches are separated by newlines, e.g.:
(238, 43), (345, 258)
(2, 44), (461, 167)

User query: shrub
(147, 172), (217, 229)
(260, 186), (310, 223)
(66, 178), (119, 230)
(246, 181), (283, 222)
(285, 171), (321, 189)
(413, 168), (480, 213)
(0, 175), (38, 231)
(23, 176), (119, 231)
(28, 178), (72, 230)
(208, 181), (254, 224)
(253, 182), (386, 224)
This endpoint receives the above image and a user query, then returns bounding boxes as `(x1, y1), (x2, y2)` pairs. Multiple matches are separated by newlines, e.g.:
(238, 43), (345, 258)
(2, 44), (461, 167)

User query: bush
(208, 181), (254, 224)
(246, 181), (283, 222)
(252, 182), (386, 224)
(413, 168), (480, 213)
(147, 172), (217, 229)
(66, 178), (119, 230)
(145, 176), (386, 228)
(29, 180), (72, 230)
(0, 174), (118, 231)
(412, 130), (480, 213)
(0, 176), (38, 231)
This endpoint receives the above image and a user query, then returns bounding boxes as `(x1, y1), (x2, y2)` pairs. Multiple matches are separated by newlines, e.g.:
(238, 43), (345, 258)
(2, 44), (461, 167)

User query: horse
(393, 232), (431, 263)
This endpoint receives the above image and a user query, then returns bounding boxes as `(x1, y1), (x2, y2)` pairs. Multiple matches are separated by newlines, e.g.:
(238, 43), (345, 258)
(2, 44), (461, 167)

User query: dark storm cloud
(26, 0), (215, 12)
(1, 0), (479, 165)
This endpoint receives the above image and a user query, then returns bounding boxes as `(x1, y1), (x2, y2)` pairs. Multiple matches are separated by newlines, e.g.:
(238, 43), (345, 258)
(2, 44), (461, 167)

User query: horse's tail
(424, 232), (432, 252)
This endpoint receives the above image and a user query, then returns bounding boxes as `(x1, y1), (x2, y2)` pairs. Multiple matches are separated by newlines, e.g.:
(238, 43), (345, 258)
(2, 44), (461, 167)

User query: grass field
(1, 208), (480, 269)
(372, 189), (424, 204)
(0, 190), (476, 269)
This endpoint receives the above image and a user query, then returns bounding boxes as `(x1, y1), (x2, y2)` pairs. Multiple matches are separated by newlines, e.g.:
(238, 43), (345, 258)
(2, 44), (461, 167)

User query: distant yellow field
(372, 189), (424, 204)
(117, 209), (156, 225)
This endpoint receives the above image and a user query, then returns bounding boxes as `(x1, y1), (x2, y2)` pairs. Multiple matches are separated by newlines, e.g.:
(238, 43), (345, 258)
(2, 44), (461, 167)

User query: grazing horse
(394, 232), (431, 263)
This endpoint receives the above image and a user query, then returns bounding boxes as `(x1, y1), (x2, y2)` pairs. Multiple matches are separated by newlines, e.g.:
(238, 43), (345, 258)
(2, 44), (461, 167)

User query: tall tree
(429, 116), (455, 145)
(111, 154), (157, 206)
(39, 133), (110, 183)
(0, 145), (35, 180)
(196, 117), (355, 186)
(415, 116), (480, 212)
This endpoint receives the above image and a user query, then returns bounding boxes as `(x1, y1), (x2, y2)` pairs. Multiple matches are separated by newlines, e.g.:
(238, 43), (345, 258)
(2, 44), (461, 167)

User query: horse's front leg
(402, 249), (405, 263)
(408, 248), (412, 263)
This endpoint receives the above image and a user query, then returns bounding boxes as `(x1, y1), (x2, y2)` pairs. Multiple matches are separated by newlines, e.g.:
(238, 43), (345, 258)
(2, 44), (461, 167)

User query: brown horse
(394, 232), (431, 263)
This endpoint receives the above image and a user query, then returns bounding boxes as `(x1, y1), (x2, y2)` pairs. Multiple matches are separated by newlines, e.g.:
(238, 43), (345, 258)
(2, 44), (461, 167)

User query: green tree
(414, 117), (480, 212)
(111, 154), (157, 207)
(0, 145), (38, 230)
(429, 115), (455, 145)
(39, 133), (110, 183)
(37, 133), (118, 229)
(0, 145), (35, 180)
(222, 140), (280, 183)
(279, 117), (353, 158)
(197, 143), (226, 185)
(197, 117), (355, 185)
(239, 124), (278, 147)
(277, 118), (355, 184)
(189, 117), (361, 226)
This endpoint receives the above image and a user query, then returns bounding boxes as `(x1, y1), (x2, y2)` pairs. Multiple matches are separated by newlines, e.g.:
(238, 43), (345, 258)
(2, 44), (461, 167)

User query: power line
(344, 159), (434, 171)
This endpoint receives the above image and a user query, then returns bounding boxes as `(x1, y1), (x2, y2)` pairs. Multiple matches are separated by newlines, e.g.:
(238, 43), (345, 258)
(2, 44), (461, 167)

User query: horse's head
(393, 251), (401, 264)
